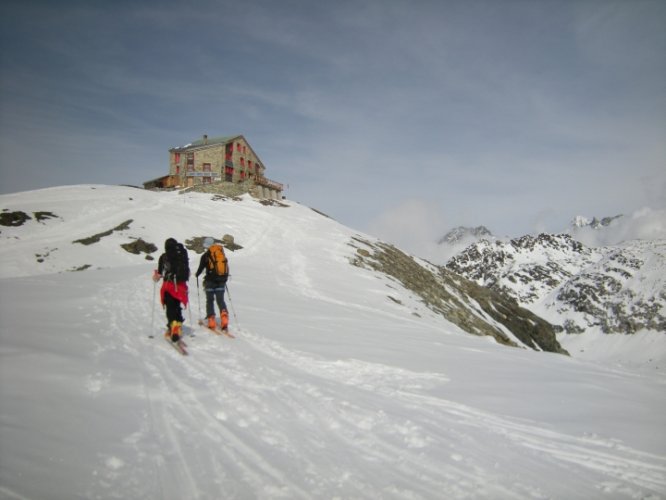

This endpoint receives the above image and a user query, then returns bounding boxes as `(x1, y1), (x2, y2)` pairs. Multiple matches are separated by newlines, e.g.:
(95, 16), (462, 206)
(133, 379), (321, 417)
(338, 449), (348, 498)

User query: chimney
(203, 134), (208, 144)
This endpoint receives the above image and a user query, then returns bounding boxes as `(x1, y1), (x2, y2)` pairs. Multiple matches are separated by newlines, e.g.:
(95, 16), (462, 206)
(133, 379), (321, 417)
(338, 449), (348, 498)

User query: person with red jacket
(153, 238), (189, 342)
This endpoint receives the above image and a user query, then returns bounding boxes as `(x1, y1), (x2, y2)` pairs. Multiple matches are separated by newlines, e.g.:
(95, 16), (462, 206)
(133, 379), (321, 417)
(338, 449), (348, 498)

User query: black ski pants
(164, 292), (184, 326)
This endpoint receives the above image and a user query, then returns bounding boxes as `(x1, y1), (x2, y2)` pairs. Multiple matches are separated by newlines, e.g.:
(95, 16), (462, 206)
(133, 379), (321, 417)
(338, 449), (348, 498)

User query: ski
(165, 336), (188, 355)
(219, 328), (235, 339)
(198, 320), (236, 338)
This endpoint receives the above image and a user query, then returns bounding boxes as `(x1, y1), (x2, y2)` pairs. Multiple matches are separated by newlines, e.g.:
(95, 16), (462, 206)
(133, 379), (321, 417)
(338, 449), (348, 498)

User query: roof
(143, 174), (173, 184)
(170, 134), (242, 152)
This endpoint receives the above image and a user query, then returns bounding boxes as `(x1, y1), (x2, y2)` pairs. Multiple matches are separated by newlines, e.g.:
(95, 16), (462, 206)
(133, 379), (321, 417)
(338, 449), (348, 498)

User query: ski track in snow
(2, 187), (664, 499)
(79, 271), (666, 500)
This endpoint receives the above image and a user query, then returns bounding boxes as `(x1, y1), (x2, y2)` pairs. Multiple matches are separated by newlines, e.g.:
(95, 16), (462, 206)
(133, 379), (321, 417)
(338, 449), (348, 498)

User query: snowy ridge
(446, 233), (666, 335)
(437, 225), (493, 245)
(571, 214), (623, 230)
(548, 239), (666, 332)
(435, 225), (496, 262)
(446, 234), (604, 304)
(1, 185), (666, 499)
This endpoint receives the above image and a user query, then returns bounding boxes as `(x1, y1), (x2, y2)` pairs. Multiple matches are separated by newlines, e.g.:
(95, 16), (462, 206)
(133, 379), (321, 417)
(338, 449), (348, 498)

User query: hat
(203, 237), (214, 249)
(164, 237), (177, 251)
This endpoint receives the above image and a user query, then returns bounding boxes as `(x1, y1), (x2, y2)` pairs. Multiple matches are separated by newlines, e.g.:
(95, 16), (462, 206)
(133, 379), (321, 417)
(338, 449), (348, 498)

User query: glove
(152, 270), (161, 282)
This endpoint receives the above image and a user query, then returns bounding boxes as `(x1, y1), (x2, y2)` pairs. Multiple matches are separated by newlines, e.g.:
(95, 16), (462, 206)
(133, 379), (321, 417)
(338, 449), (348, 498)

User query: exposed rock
(1, 210), (31, 227)
(447, 234), (666, 334)
(350, 237), (567, 354)
(34, 211), (59, 222)
(185, 234), (243, 254)
(73, 220), (133, 245)
(121, 238), (158, 255)
(69, 264), (92, 272)
(438, 226), (493, 245)
(259, 199), (288, 207)
(35, 248), (57, 263)
(221, 234), (243, 251)
(447, 234), (596, 304)
(571, 214), (623, 229)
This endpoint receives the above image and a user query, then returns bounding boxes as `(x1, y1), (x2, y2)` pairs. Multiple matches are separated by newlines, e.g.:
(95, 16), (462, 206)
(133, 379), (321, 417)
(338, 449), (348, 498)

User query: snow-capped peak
(437, 225), (493, 245)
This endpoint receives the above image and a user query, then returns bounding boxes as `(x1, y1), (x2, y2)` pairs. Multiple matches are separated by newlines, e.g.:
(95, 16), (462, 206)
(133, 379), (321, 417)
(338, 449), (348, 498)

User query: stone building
(144, 134), (283, 199)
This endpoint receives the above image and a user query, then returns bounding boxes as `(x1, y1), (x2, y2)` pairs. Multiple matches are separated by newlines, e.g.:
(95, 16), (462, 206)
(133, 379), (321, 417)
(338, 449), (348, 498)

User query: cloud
(571, 207), (666, 247)
(366, 199), (452, 260)
(1, 0), (664, 240)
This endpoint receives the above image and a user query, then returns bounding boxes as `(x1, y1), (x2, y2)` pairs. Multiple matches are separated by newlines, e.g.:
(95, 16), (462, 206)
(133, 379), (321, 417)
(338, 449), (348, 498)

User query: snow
(570, 207), (666, 247)
(558, 328), (666, 370)
(1, 185), (665, 499)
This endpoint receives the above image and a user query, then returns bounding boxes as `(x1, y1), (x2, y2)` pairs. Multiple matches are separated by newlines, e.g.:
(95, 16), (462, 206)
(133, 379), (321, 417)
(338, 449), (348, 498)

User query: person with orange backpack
(195, 237), (229, 331)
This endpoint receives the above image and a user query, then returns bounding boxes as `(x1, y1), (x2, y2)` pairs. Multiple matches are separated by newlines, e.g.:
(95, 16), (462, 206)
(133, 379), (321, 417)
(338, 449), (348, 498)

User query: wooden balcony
(255, 174), (283, 191)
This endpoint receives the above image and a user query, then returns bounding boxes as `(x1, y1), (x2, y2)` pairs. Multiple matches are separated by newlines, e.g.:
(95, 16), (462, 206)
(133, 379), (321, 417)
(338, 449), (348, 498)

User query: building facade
(165, 134), (283, 199)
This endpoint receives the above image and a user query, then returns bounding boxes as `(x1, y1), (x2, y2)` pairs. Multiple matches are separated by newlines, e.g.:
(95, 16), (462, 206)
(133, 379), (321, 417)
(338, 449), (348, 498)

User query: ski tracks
(219, 330), (666, 499)
(91, 272), (666, 499)
(92, 273), (316, 499)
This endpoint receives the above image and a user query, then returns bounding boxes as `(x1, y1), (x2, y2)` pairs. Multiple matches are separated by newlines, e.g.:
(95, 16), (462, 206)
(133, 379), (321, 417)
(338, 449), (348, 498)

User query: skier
(153, 237), (190, 342)
(196, 237), (229, 331)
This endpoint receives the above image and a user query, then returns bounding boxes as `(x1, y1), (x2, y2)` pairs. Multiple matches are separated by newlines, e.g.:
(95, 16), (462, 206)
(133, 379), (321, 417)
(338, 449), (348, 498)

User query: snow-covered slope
(446, 233), (666, 368)
(0, 185), (563, 353)
(446, 233), (666, 333)
(1, 185), (665, 499)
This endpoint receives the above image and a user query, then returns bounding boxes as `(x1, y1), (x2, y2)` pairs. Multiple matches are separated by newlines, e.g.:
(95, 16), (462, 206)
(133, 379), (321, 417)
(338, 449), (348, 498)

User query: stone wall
(181, 181), (255, 198)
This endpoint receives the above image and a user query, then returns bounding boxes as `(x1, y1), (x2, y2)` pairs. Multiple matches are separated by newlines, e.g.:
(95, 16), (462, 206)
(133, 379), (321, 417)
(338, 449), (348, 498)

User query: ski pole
(225, 283), (240, 329)
(151, 280), (157, 334)
(197, 276), (202, 321)
(187, 294), (193, 327)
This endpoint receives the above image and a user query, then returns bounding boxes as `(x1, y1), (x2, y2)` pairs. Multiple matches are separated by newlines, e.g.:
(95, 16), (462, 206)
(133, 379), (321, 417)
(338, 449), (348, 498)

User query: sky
(1, 0), (664, 250)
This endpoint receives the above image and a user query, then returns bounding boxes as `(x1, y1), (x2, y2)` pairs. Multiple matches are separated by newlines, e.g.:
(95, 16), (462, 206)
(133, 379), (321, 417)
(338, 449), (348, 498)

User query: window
(225, 166), (234, 182)
(174, 152), (181, 163)
(240, 157), (245, 167)
(236, 143), (241, 152)
(203, 163), (211, 172)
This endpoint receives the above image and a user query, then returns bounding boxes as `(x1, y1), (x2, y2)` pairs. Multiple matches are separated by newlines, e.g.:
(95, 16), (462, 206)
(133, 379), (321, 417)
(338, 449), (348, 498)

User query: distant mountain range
(437, 225), (493, 245)
(571, 214), (623, 229)
(443, 226), (665, 335)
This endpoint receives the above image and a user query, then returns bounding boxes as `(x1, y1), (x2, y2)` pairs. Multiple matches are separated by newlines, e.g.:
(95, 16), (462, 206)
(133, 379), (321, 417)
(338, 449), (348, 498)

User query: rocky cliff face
(350, 236), (567, 354)
(446, 234), (666, 334)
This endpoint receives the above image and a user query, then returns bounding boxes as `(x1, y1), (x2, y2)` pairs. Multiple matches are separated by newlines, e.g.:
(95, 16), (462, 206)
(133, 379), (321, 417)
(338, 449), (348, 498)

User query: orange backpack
(207, 244), (228, 277)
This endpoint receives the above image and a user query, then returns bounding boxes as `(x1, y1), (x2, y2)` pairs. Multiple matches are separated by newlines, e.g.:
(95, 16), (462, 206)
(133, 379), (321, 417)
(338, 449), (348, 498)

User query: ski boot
(169, 320), (182, 343)
(220, 310), (229, 331)
(207, 315), (217, 330)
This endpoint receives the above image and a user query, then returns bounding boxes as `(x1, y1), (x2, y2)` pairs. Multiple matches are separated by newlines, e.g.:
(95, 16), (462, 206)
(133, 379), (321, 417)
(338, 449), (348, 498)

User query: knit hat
(165, 238), (177, 251)
(203, 237), (214, 249)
